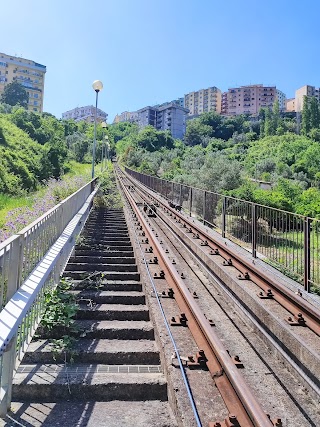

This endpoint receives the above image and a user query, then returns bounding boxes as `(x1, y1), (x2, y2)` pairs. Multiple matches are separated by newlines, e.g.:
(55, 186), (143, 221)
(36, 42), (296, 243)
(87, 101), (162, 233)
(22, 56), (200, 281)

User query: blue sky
(2, 0), (320, 122)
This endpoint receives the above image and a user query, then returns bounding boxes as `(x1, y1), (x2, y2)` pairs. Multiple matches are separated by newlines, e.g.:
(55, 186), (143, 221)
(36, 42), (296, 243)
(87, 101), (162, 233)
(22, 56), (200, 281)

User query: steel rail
(122, 168), (320, 337)
(117, 169), (273, 427)
(118, 179), (203, 427)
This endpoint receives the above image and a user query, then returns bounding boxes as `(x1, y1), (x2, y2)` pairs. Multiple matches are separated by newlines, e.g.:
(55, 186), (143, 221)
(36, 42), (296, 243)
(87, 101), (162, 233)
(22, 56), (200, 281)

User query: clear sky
(2, 0), (320, 122)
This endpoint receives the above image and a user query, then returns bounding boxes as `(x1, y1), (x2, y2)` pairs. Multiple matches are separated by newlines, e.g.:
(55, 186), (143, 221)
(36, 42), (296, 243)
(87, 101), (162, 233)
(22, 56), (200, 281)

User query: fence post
(171, 181), (174, 202)
(252, 204), (257, 258)
(222, 196), (226, 238)
(0, 335), (17, 417)
(304, 217), (311, 292)
(203, 191), (207, 224)
(179, 184), (182, 207)
(189, 187), (192, 217)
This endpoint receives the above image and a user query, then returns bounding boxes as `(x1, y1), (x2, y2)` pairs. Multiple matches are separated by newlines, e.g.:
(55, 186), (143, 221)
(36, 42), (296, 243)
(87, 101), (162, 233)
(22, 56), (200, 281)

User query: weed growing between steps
(36, 278), (82, 360)
(95, 164), (123, 209)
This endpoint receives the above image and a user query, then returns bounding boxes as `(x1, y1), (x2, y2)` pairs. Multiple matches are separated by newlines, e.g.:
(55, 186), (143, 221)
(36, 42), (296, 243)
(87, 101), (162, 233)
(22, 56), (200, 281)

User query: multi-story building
(137, 106), (157, 128)
(221, 92), (228, 115)
(226, 84), (278, 116)
(0, 52), (46, 112)
(137, 103), (188, 139)
(286, 98), (295, 112)
(113, 111), (138, 124)
(156, 103), (188, 139)
(295, 85), (320, 112)
(276, 89), (286, 111)
(62, 106), (108, 123)
(184, 86), (221, 117)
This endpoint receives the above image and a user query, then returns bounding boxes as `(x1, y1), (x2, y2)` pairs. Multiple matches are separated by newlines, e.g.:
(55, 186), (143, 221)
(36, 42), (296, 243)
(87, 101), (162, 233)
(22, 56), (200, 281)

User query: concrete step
(63, 271), (140, 281)
(8, 400), (178, 427)
(71, 290), (146, 304)
(84, 225), (128, 231)
(75, 246), (134, 253)
(24, 339), (160, 365)
(69, 256), (135, 264)
(74, 249), (135, 257)
(38, 320), (155, 340)
(82, 232), (129, 238)
(76, 304), (149, 321)
(12, 364), (167, 402)
(84, 236), (131, 242)
(79, 240), (132, 247)
(37, 319), (154, 340)
(70, 280), (142, 291)
(65, 263), (138, 272)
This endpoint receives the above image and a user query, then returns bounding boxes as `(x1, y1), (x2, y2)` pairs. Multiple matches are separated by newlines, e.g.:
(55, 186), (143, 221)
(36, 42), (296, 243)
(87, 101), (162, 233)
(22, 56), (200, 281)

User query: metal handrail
(0, 178), (98, 417)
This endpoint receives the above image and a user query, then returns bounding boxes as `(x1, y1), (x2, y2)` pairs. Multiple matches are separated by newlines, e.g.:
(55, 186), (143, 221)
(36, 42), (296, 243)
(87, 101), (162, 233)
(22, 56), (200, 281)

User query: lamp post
(91, 80), (103, 179)
(101, 121), (107, 172)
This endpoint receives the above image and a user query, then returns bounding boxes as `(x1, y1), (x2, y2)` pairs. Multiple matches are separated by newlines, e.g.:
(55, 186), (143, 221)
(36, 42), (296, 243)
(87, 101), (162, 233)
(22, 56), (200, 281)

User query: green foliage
(295, 188), (320, 218)
(0, 81), (29, 108)
(95, 163), (122, 208)
(302, 96), (311, 135)
(40, 279), (79, 332)
(0, 115), (47, 194)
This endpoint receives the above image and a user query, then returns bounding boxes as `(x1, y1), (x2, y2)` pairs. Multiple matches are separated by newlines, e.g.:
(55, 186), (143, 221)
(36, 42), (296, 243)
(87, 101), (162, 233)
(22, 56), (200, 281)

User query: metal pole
(304, 217), (311, 292)
(203, 191), (206, 224)
(222, 196), (226, 238)
(189, 187), (192, 217)
(91, 90), (99, 179)
(252, 204), (257, 258)
(101, 144), (104, 172)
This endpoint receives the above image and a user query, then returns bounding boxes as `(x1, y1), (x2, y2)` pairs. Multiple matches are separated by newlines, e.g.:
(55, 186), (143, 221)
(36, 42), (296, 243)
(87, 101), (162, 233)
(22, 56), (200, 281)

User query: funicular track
(116, 166), (320, 427)
(2, 167), (320, 427)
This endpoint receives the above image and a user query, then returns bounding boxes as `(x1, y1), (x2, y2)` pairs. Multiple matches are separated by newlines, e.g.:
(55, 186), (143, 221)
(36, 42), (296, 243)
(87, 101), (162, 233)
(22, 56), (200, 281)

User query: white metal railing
(0, 178), (98, 416)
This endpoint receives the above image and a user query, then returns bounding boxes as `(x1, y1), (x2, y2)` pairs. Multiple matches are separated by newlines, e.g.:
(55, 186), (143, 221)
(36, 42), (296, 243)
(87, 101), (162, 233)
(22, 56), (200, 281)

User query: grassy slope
(0, 115), (47, 195)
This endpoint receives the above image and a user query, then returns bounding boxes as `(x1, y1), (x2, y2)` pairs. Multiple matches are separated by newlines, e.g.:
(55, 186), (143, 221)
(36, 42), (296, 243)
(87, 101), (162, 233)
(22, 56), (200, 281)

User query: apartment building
(276, 89), (286, 111)
(0, 52), (46, 112)
(137, 103), (188, 139)
(113, 111), (138, 123)
(226, 85), (278, 116)
(62, 106), (108, 123)
(221, 92), (228, 115)
(295, 85), (320, 112)
(286, 98), (295, 112)
(184, 86), (221, 117)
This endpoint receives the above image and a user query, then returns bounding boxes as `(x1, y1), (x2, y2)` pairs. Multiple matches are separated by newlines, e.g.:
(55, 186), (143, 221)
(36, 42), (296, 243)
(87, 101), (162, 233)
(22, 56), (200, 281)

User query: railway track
(116, 166), (320, 427)
(3, 167), (320, 427)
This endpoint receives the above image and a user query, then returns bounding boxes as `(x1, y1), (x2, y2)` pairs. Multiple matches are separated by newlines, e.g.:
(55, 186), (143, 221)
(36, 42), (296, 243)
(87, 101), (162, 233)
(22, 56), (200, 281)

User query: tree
(301, 96), (311, 135)
(0, 81), (29, 108)
(309, 97), (320, 130)
(272, 100), (280, 131)
(264, 108), (274, 136)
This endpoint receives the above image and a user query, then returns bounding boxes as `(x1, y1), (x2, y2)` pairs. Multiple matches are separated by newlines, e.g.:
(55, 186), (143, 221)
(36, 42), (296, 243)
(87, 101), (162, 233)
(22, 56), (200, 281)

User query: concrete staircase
(8, 208), (177, 427)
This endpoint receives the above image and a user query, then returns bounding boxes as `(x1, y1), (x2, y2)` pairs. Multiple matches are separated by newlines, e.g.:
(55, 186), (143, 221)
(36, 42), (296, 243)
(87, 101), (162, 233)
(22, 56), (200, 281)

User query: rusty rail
(117, 168), (274, 427)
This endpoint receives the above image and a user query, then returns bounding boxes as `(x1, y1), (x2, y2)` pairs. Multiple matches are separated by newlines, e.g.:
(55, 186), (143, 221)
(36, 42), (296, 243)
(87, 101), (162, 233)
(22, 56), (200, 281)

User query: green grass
(64, 161), (92, 180)
(0, 161), (98, 229)
(0, 194), (33, 228)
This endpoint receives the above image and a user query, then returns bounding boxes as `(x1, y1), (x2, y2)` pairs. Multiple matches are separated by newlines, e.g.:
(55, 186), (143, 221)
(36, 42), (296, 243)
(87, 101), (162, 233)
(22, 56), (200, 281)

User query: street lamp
(101, 121), (107, 171)
(91, 80), (103, 179)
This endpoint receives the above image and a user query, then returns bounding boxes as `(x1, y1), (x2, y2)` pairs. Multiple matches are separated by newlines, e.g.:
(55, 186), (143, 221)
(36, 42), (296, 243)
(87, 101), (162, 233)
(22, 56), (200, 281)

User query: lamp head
(92, 80), (103, 92)
(101, 121), (107, 128)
